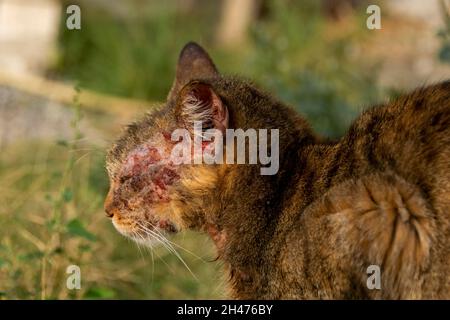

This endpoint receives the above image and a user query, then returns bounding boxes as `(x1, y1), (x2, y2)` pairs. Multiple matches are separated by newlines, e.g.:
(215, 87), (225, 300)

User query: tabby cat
(105, 42), (450, 299)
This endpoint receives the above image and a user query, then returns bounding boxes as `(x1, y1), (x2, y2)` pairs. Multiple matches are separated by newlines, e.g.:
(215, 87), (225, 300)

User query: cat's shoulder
(350, 81), (450, 133)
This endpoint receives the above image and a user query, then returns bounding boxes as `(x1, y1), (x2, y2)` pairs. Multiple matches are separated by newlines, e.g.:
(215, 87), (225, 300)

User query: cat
(105, 42), (450, 299)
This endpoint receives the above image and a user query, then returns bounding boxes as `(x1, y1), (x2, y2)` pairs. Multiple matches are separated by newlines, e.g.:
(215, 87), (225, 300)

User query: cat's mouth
(105, 178), (180, 245)
(111, 214), (178, 245)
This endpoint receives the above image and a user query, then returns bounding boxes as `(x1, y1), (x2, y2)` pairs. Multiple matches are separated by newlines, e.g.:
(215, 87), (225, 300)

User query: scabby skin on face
(120, 135), (179, 204)
(112, 132), (180, 235)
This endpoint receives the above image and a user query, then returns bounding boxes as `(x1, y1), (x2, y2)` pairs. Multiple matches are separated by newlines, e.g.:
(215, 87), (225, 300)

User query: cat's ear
(168, 42), (219, 103)
(176, 82), (228, 133)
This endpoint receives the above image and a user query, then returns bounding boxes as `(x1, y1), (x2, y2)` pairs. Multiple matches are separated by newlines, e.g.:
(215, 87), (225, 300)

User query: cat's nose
(104, 187), (117, 218)
(104, 204), (115, 218)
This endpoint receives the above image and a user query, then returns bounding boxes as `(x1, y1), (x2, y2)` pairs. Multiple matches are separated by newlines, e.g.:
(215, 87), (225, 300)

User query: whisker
(136, 222), (198, 280)
(135, 231), (157, 288)
(152, 246), (177, 275)
(150, 225), (206, 262)
(170, 241), (206, 263)
(73, 152), (93, 165)
(131, 231), (146, 263)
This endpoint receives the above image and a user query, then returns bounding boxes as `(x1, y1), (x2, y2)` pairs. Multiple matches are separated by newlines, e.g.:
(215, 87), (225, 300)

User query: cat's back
(340, 81), (450, 184)
(284, 81), (450, 298)
(323, 81), (450, 298)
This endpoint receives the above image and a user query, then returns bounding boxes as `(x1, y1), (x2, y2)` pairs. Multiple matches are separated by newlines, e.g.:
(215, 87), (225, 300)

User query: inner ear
(168, 42), (219, 103)
(177, 82), (228, 133)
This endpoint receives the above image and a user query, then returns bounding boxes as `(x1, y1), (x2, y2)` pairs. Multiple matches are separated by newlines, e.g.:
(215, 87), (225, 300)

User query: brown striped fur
(105, 42), (450, 299)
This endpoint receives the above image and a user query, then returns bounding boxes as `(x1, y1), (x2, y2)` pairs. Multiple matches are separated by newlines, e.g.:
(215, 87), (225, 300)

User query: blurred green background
(56, 0), (382, 137)
(0, 0), (449, 299)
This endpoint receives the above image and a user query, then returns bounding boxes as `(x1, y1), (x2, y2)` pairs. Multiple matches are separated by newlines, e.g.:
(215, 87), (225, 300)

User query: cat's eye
(119, 175), (132, 184)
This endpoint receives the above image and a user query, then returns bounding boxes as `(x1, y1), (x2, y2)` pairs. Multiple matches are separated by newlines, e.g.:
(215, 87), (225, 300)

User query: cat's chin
(112, 215), (178, 247)
(130, 233), (164, 248)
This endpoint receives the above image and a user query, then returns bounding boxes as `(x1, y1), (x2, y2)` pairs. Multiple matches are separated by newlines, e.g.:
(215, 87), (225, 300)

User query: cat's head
(104, 42), (310, 246)
(104, 42), (226, 245)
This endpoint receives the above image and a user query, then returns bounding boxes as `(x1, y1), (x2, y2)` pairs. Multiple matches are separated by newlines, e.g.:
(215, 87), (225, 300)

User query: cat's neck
(209, 126), (345, 297)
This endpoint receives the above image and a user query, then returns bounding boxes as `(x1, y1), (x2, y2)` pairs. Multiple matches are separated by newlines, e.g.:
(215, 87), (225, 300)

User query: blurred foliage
(55, 0), (383, 138)
(438, 0), (450, 63)
(242, 0), (381, 136)
(56, 0), (218, 101)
